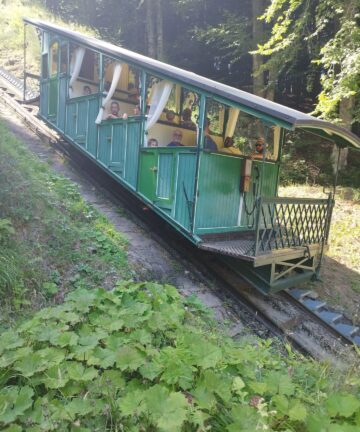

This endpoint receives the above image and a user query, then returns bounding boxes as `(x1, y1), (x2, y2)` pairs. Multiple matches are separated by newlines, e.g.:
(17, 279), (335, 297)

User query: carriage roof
(25, 17), (360, 149)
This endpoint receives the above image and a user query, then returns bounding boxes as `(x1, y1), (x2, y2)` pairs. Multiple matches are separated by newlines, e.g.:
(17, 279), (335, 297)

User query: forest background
(38, 0), (360, 187)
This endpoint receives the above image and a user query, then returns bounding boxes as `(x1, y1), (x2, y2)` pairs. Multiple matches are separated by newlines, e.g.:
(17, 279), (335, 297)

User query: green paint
(138, 149), (158, 201)
(48, 77), (58, 119)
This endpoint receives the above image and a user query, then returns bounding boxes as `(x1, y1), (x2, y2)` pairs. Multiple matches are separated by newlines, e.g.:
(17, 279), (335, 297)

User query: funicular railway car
(24, 18), (360, 294)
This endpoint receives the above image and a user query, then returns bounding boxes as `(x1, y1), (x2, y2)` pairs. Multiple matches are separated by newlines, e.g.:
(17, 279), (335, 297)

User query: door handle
(150, 166), (158, 172)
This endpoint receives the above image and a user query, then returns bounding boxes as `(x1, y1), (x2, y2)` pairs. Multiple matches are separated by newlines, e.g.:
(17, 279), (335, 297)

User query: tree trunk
(146, 0), (156, 58)
(252, 0), (265, 97)
(155, 0), (164, 60)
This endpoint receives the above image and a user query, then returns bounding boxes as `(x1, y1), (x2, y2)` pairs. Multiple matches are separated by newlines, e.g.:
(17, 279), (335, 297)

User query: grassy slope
(0, 0), (97, 79)
(0, 120), (130, 325)
(280, 185), (360, 320)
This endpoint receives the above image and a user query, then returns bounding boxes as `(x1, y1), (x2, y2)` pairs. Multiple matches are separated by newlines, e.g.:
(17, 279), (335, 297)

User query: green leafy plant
(0, 282), (359, 431)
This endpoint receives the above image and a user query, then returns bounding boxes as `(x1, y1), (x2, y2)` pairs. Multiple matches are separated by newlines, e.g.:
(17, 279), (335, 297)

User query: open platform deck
(198, 230), (324, 267)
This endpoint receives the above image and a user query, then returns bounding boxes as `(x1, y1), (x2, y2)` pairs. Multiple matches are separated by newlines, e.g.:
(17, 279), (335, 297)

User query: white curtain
(145, 80), (173, 131)
(95, 62), (123, 124)
(225, 107), (240, 137)
(69, 47), (86, 98)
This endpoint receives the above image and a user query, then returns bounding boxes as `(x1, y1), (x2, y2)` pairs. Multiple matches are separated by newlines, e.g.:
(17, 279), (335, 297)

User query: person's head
(104, 81), (111, 92)
(172, 129), (183, 143)
(83, 85), (91, 95)
(166, 110), (176, 122)
(110, 101), (120, 116)
(148, 138), (158, 147)
(224, 136), (234, 148)
(134, 105), (141, 115)
(255, 137), (265, 153)
(182, 108), (192, 122)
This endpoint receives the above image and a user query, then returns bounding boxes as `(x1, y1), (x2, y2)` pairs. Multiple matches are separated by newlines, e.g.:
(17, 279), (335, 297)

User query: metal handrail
(254, 195), (334, 256)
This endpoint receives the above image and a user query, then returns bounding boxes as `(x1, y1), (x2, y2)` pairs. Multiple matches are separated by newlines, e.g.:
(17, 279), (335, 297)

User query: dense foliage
(1, 282), (360, 431)
(256, 0), (360, 125)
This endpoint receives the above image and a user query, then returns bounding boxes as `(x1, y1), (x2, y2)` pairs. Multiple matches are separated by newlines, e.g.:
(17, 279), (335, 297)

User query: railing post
(254, 196), (262, 256)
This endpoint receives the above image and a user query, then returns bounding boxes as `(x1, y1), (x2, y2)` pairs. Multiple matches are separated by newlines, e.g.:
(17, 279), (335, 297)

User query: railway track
(0, 70), (359, 364)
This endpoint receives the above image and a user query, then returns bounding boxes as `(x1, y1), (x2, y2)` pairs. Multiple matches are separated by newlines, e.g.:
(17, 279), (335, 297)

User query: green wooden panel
(138, 150), (158, 201)
(48, 77), (58, 120)
(98, 124), (112, 166)
(110, 123), (126, 176)
(40, 81), (48, 118)
(156, 153), (173, 201)
(124, 122), (141, 188)
(57, 76), (67, 132)
(76, 100), (87, 146)
(174, 153), (197, 230)
(87, 98), (99, 157)
(240, 161), (279, 228)
(65, 102), (77, 140)
(194, 153), (241, 231)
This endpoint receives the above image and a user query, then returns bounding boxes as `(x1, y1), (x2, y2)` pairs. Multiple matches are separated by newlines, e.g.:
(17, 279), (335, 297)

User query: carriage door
(48, 40), (59, 123)
(138, 149), (158, 202)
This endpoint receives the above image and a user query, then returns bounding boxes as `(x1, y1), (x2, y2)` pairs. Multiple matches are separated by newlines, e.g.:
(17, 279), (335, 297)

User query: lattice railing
(254, 195), (334, 256)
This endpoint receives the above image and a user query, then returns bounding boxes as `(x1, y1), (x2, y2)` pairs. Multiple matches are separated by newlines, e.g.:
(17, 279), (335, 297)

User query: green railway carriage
(24, 18), (360, 294)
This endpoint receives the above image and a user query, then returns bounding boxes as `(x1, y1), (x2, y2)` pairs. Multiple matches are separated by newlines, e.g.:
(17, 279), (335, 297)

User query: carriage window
(41, 54), (49, 79)
(50, 41), (58, 76)
(181, 89), (199, 130)
(97, 58), (141, 120)
(145, 75), (199, 147)
(205, 99), (225, 136)
(126, 66), (140, 103)
(229, 111), (278, 160)
(69, 46), (100, 98)
(79, 49), (99, 81)
(163, 86), (180, 124)
(60, 45), (67, 74)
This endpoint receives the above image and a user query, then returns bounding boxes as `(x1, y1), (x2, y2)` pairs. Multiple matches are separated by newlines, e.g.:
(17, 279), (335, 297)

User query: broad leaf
(326, 393), (360, 418)
(0, 386), (34, 425)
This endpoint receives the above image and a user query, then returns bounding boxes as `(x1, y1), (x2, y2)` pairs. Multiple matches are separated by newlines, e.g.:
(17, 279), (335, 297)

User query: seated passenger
(107, 101), (120, 119)
(165, 110), (176, 123)
(148, 138), (158, 147)
(133, 104), (141, 115)
(204, 118), (217, 151)
(251, 137), (268, 159)
(181, 108), (196, 130)
(167, 129), (184, 147)
(83, 85), (92, 95)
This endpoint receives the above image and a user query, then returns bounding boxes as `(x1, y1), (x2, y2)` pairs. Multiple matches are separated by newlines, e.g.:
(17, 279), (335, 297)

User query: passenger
(181, 108), (196, 130)
(166, 110), (176, 123)
(148, 138), (158, 147)
(251, 137), (267, 159)
(133, 104), (141, 115)
(83, 85), (92, 95)
(204, 118), (217, 151)
(107, 101), (120, 119)
(104, 81), (111, 92)
(167, 129), (184, 147)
